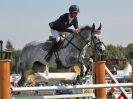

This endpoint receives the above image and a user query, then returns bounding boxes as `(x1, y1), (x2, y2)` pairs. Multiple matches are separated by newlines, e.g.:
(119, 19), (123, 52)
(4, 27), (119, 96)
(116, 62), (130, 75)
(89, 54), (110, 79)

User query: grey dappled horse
(18, 24), (105, 86)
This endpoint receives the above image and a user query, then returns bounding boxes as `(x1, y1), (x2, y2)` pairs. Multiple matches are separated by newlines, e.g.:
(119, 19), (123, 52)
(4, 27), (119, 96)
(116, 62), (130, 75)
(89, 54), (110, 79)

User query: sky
(0, 0), (133, 49)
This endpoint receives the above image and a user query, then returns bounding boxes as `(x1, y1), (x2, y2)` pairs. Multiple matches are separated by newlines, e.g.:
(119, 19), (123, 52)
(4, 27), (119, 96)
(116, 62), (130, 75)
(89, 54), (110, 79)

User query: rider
(45, 5), (80, 62)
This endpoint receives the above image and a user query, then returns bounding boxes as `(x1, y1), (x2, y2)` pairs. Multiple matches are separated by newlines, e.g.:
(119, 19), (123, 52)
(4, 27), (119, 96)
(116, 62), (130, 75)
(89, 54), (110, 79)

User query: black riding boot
(45, 39), (57, 62)
(45, 39), (63, 62)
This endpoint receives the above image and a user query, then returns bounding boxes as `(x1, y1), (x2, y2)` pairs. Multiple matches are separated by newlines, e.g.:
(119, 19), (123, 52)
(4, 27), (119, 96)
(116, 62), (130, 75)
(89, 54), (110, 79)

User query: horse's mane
(80, 25), (91, 32)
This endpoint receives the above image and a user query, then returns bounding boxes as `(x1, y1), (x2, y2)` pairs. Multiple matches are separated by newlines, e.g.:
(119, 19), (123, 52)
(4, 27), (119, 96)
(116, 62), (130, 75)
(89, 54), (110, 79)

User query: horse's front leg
(84, 57), (94, 75)
(18, 70), (27, 87)
(85, 64), (90, 76)
(77, 61), (86, 77)
(79, 57), (94, 77)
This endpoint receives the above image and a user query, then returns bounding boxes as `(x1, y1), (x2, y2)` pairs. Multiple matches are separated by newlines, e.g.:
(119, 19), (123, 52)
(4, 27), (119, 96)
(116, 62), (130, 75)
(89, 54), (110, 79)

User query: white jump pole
(12, 83), (133, 92)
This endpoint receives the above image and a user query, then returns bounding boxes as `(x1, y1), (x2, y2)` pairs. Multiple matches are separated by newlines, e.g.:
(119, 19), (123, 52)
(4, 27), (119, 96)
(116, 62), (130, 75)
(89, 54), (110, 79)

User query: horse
(17, 23), (106, 86)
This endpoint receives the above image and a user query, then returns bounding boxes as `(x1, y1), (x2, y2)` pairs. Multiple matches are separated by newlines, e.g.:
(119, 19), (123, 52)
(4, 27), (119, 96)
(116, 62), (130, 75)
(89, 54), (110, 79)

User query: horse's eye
(93, 36), (97, 38)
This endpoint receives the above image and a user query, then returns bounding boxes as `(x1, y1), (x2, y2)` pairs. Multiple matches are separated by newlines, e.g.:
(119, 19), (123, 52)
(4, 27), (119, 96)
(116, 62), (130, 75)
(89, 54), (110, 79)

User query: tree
(11, 50), (21, 73)
(93, 44), (126, 70)
(104, 44), (125, 59)
(4, 40), (22, 73)
(5, 40), (14, 51)
(125, 43), (133, 59)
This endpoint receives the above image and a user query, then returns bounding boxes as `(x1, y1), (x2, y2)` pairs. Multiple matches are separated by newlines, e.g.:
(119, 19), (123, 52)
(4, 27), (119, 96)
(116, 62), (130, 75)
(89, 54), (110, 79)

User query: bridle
(60, 29), (104, 59)
(90, 33), (105, 53)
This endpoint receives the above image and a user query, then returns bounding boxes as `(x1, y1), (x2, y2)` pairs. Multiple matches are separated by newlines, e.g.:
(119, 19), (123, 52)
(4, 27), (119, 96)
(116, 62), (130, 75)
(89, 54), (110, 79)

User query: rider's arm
(61, 17), (79, 33)
(73, 17), (79, 29)
(50, 13), (79, 33)
(57, 14), (74, 33)
(62, 28), (73, 33)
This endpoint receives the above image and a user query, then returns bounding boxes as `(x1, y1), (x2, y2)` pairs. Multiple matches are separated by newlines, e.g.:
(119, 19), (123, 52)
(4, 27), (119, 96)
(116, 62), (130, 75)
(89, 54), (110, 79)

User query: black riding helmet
(69, 5), (80, 13)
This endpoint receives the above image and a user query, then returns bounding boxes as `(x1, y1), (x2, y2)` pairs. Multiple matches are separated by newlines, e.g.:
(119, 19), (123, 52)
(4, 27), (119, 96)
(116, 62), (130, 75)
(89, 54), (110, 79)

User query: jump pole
(93, 61), (106, 99)
(0, 41), (11, 99)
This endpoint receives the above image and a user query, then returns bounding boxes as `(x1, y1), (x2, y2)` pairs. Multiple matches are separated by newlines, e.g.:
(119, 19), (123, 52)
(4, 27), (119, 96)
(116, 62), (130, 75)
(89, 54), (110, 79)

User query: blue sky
(0, 0), (133, 49)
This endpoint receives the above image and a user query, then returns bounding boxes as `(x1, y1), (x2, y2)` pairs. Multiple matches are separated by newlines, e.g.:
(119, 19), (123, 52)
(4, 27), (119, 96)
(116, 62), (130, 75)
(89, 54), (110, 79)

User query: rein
(58, 31), (94, 61)
(54, 26), (105, 60)
(61, 31), (93, 51)
(61, 34), (82, 51)
(59, 30), (105, 59)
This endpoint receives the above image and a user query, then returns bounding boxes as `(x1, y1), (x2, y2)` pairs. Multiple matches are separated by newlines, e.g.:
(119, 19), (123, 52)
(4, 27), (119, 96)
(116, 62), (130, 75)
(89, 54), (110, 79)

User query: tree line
(4, 40), (133, 73)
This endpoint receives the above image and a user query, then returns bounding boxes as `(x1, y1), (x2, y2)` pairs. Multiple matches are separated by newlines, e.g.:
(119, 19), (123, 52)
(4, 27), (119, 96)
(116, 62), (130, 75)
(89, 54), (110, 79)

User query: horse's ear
(98, 23), (102, 30)
(92, 23), (95, 30)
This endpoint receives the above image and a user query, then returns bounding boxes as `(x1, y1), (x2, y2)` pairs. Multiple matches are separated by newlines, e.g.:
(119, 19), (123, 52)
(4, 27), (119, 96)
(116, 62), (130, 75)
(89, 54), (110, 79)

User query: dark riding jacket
(49, 13), (78, 33)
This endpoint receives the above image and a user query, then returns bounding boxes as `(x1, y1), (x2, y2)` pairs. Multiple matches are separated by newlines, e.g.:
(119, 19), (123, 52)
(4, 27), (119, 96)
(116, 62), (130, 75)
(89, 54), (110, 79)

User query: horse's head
(78, 23), (106, 55)
(74, 24), (106, 77)
(90, 23), (106, 54)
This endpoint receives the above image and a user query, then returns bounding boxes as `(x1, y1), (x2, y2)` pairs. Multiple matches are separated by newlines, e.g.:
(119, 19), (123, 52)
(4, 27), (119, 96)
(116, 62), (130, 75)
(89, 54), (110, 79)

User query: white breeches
(51, 29), (60, 42)
(51, 29), (65, 42)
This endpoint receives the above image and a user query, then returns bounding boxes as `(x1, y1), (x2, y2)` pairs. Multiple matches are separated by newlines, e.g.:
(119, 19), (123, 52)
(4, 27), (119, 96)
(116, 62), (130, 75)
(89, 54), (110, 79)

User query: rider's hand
(73, 28), (80, 34)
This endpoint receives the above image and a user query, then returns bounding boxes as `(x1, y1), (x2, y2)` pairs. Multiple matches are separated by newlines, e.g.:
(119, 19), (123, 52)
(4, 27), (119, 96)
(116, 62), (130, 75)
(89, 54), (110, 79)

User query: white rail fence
(12, 83), (133, 91)
(11, 83), (133, 99)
